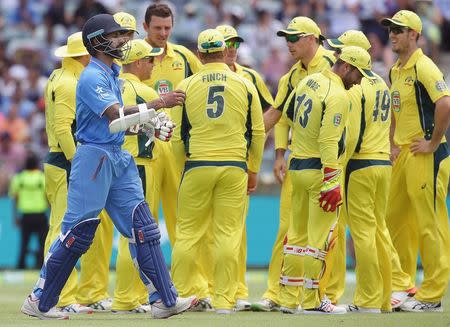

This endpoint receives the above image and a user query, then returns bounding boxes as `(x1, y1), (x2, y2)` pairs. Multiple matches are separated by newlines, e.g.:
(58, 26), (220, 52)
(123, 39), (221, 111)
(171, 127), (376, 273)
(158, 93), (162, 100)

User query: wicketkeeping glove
(318, 167), (342, 212)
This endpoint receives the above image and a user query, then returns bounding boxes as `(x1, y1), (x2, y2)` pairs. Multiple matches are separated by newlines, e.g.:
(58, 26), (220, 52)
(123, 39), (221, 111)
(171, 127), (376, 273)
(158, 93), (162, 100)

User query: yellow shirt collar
(61, 57), (85, 77)
(322, 69), (345, 89)
(200, 62), (231, 71)
(121, 72), (141, 82)
(165, 42), (176, 58)
(393, 48), (423, 70)
(296, 45), (328, 71)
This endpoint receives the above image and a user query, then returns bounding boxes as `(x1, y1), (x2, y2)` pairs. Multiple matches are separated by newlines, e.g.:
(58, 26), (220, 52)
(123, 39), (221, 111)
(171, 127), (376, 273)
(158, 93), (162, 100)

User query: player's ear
(143, 21), (149, 33)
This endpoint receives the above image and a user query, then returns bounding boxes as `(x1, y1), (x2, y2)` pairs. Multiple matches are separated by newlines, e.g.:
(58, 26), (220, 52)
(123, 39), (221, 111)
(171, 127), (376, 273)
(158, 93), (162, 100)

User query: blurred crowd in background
(0, 0), (450, 195)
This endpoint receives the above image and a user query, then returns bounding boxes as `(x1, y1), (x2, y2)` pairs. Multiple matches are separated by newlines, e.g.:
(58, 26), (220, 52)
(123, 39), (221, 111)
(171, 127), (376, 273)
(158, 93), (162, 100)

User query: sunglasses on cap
(200, 41), (224, 50)
(225, 40), (240, 49)
(388, 26), (408, 35)
(285, 34), (307, 43)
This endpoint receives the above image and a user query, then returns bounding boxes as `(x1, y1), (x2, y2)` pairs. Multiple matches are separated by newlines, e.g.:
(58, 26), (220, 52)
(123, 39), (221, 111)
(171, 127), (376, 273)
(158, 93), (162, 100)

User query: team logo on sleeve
(154, 80), (173, 95)
(392, 91), (401, 112)
(333, 113), (342, 126)
(435, 81), (448, 92)
(95, 86), (109, 100)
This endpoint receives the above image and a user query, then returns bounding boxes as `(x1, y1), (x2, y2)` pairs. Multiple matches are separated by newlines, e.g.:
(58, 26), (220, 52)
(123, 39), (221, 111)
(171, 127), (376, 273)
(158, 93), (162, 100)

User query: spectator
(0, 101), (29, 142)
(1, 81), (36, 119)
(9, 153), (48, 269)
(0, 131), (26, 195)
(73, 0), (110, 30)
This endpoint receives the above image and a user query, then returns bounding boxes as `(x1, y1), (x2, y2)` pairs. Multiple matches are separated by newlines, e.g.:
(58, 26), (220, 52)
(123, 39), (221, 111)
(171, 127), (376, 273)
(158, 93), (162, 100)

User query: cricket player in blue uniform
(20, 13), (196, 320)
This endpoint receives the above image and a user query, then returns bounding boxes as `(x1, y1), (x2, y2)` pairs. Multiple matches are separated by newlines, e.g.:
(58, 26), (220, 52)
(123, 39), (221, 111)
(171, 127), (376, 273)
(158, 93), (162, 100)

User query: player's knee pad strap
(305, 246), (327, 261)
(130, 201), (177, 307)
(284, 245), (306, 256)
(280, 275), (304, 286)
(38, 218), (100, 312)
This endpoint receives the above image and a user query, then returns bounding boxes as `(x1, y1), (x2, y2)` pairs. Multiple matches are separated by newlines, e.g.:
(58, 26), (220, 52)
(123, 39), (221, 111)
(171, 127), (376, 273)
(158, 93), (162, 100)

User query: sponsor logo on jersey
(154, 79), (173, 95)
(172, 60), (183, 70)
(333, 113), (342, 126)
(435, 80), (448, 92)
(392, 90), (401, 112)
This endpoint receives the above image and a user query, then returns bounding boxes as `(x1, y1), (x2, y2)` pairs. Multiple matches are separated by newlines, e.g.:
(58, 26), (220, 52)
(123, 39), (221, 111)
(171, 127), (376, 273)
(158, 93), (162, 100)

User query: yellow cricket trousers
(386, 143), (450, 302)
(172, 162), (247, 309)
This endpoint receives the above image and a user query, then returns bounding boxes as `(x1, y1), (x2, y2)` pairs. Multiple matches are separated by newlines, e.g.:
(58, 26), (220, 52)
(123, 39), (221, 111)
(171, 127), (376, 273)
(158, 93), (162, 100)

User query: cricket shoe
(151, 296), (197, 319)
(399, 297), (443, 312)
(235, 299), (251, 311)
(250, 298), (280, 312)
(303, 298), (347, 314)
(189, 297), (213, 312)
(58, 303), (94, 314)
(391, 287), (417, 309)
(21, 295), (69, 320)
(112, 303), (151, 314)
(87, 297), (113, 312)
(340, 304), (380, 313)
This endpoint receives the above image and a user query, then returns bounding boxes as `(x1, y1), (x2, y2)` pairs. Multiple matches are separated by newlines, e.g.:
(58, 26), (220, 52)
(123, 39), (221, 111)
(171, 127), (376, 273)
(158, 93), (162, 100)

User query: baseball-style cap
(82, 13), (137, 48)
(54, 32), (89, 58)
(277, 16), (325, 41)
(327, 30), (371, 51)
(381, 10), (422, 34)
(113, 12), (139, 34)
(121, 39), (163, 64)
(339, 46), (375, 79)
(197, 29), (226, 53)
(216, 25), (244, 42)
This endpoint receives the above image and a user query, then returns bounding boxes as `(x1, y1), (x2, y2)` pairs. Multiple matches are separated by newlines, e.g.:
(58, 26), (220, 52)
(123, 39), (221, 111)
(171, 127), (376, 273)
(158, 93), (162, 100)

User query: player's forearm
(429, 97), (450, 148)
(263, 108), (282, 132)
(274, 119), (289, 150)
(55, 129), (76, 160)
(319, 142), (342, 170)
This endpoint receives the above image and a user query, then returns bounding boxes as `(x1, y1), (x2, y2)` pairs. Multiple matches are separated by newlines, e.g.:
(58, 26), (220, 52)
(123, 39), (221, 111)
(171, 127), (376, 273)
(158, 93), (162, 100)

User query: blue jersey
(75, 57), (124, 145)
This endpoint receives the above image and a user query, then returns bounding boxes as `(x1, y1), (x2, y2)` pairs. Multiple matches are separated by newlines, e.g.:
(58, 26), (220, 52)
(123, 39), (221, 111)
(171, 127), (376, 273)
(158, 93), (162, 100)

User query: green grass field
(1, 270), (449, 327)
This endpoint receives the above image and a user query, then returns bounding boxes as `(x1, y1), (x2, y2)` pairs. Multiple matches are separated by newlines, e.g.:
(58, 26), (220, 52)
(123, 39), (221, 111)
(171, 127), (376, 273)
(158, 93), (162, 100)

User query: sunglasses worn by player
(225, 40), (240, 49)
(389, 26), (409, 35)
(285, 34), (308, 43)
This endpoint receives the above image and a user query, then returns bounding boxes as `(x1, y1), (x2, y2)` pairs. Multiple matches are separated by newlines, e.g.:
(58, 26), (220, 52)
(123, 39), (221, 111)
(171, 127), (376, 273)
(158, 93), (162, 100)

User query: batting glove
(318, 167), (342, 212)
(154, 111), (175, 142)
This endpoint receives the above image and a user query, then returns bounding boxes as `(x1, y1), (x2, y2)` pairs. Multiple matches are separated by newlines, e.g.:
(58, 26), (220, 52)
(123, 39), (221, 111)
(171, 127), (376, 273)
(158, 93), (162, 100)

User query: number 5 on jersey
(206, 85), (225, 118)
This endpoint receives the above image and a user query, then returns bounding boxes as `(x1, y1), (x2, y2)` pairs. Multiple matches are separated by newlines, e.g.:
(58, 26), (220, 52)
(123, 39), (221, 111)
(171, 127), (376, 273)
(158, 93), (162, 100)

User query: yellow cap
(54, 32), (89, 58)
(197, 29), (226, 53)
(113, 11), (139, 33)
(121, 39), (163, 64)
(216, 25), (244, 42)
(381, 10), (422, 34)
(339, 46), (375, 79)
(326, 30), (371, 50)
(277, 16), (325, 41)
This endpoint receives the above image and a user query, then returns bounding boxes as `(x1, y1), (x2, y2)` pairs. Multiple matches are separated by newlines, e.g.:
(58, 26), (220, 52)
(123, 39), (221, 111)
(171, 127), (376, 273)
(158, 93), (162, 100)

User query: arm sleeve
(275, 88), (296, 150)
(78, 73), (120, 117)
(344, 86), (363, 162)
(273, 73), (291, 111)
(253, 71), (274, 110)
(246, 83), (266, 173)
(171, 80), (188, 173)
(417, 59), (450, 103)
(53, 82), (77, 160)
(318, 92), (350, 169)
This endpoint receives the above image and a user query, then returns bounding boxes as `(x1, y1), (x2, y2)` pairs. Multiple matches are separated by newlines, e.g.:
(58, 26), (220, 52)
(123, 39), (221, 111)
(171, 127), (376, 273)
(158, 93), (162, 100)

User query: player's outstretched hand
(247, 171), (258, 195)
(410, 138), (438, 155)
(273, 156), (287, 184)
(318, 167), (342, 212)
(160, 90), (186, 108)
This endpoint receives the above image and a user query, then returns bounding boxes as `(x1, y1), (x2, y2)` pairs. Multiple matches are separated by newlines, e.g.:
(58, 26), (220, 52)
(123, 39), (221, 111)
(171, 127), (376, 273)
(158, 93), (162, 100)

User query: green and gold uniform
(43, 57), (112, 307)
(111, 73), (161, 311)
(386, 48), (450, 302)
(171, 62), (265, 309)
(279, 69), (349, 310)
(263, 46), (335, 305)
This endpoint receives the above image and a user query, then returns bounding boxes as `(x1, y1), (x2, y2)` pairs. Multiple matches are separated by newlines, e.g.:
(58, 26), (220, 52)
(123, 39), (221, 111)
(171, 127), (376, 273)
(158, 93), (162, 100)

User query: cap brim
(380, 18), (408, 28)
(358, 67), (376, 79)
(54, 46), (89, 58)
(223, 36), (244, 42)
(277, 28), (300, 36)
(149, 47), (164, 56)
(326, 38), (344, 48)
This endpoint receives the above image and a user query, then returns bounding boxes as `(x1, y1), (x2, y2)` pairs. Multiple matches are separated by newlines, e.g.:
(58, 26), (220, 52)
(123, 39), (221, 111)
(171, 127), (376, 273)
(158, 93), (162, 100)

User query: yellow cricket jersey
(274, 46), (335, 150)
(233, 62), (274, 111)
(389, 48), (450, 146)
(282, 69), (349, 169)
(143, 42), (202, 94)
(45, 57), (85, 161)
(347, 73), (391, 161)
(121, 72), (160, 158)
(171, 62), (265, 173)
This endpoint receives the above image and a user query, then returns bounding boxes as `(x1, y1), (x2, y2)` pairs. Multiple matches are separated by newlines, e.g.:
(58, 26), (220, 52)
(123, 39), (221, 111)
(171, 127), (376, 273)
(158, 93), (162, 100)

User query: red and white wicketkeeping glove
(318, 167), (342, 212)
